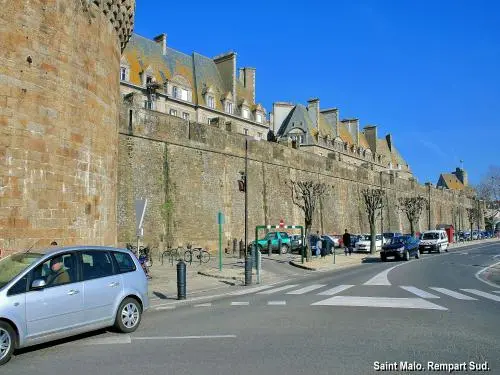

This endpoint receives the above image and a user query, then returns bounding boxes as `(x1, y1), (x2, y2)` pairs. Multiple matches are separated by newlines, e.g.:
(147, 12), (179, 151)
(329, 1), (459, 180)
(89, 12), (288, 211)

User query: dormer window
(172, 86), (178, 98)
(225, 102), (233, 114)
(242, 108), (249, 119)
(141, 66), (154, 86)
(120, 66), (129, 81)
(207, 95), (215, 109)
(256, 113), (262, 123)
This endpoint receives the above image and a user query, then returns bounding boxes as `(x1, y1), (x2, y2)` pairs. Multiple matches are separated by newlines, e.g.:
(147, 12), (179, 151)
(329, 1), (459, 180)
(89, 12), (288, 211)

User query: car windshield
(0, 252), (43, 290)
(389, 236), (410, 245)
(362, 235), (372, 241)
(422, 232), (439, 240)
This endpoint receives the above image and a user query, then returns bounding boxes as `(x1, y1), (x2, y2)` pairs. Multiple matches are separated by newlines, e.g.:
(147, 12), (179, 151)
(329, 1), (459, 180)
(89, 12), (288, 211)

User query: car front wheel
(114, 297), (142, 333)
(404, 250), (410, 261)
(280, 245), (289, 254)
(0, 321), (15, 366)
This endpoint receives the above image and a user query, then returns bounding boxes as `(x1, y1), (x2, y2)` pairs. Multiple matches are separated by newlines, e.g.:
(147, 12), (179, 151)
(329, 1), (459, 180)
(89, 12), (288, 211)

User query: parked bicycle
(126, 243), (153, 279)
(184, 247), (210, 265)
(161, 246), (185, 266)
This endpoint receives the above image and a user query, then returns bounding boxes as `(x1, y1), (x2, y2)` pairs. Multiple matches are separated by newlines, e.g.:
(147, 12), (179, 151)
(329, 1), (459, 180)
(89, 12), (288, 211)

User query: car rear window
(112, 251), (136, 273)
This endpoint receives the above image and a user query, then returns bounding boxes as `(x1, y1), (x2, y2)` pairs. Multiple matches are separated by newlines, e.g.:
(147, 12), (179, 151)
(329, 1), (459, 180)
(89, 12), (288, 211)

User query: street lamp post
(244, 137), (248, 257)
(426, 182), (432, 230)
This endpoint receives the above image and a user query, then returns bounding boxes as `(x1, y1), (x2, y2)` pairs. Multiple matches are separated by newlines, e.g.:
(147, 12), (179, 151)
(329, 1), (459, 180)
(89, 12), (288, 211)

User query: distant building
(437, 167), (468, 190)
(272, 98), (413, 178)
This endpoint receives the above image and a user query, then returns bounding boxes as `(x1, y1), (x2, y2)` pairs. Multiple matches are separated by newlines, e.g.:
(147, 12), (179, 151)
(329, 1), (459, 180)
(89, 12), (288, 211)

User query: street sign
(135, 198), (148, 235)
(279, 218), (285, 228)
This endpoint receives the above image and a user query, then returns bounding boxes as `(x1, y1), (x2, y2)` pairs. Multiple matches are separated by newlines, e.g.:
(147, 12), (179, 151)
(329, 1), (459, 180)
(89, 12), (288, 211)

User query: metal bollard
(256, 250), (261, 284)
(278, 238), (282, 256)
(233, 238), (237, 255)
(177, 259), (186, 300)
(245, 254), (252, 286)
(268, 239), (272, 256)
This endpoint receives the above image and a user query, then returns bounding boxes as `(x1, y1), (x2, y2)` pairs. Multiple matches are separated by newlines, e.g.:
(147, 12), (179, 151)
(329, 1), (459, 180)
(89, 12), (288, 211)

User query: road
(4, 241), (500, 374)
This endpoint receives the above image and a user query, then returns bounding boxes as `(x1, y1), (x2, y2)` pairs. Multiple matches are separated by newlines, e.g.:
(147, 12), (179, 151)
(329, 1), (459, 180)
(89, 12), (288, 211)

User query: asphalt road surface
(4, 241), (500, 375)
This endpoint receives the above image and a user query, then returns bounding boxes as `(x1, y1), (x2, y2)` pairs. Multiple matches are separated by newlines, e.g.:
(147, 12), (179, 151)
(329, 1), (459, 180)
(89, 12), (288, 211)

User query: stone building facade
(0, 0), (135, 252)
(119, 34), (270, 140)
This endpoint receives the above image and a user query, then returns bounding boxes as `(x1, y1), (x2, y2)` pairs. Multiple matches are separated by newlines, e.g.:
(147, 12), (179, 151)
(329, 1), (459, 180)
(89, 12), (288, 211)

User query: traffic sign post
(217, 211), (224, 271)
(135, 199), (148, 256)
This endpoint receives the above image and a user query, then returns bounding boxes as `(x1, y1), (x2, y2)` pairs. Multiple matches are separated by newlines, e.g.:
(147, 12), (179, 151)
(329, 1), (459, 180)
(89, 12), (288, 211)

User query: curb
(197, 270), (243, 284)
(289, 260), (317, 271)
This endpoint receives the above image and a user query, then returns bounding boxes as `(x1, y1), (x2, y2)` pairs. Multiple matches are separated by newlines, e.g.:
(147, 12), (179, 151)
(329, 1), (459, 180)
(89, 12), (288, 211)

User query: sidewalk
(289, 250), (376, 271)
(147, 253), (277, 301)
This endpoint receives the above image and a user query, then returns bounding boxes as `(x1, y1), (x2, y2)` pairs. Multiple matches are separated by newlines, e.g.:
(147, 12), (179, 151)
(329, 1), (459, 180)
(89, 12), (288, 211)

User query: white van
(419, 230), (448, 253)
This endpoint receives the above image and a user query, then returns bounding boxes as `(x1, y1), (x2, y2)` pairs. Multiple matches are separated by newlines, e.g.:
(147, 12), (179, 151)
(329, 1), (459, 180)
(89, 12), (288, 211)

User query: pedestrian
(316, 235), (323, 258)
(342, 229), (351, 256)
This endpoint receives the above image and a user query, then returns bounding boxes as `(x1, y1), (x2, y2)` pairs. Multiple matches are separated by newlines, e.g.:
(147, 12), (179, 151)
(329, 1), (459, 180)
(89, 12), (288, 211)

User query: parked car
(380, 235), (420, 261)
(0, 246), (149, 366)
(419, 230), (449, 253)
(289, 234), (303, 252)
(252, 231), (293, 254)
(321, 235), (340, 254)
(355, 234), (383, 252)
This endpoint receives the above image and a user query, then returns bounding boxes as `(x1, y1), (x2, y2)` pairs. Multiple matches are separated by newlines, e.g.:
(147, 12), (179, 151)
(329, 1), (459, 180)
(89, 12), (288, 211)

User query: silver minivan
(0, 246), (149, 365)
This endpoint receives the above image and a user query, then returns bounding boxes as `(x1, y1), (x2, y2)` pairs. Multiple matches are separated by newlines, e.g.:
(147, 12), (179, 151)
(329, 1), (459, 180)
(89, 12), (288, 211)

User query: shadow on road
(14, 328), (110, 356)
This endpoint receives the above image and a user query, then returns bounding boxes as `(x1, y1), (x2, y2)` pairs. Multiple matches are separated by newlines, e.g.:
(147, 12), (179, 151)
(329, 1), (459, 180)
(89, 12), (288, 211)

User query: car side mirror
(31, 279), (47, 290)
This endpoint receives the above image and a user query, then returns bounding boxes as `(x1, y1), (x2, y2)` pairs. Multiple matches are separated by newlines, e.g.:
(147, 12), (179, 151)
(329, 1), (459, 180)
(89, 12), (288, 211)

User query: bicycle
(184, 247), (210, 265)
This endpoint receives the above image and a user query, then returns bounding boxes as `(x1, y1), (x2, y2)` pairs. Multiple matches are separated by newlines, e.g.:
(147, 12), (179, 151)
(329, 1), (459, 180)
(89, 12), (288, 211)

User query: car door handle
(108, 282), (120, 288)
(68, 289), (80, 295)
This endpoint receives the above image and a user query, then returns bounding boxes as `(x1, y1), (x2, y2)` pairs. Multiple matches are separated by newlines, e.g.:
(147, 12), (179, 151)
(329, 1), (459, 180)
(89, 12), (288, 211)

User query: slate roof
(437, 174), (465, 190)
(122, 33), (257, 110)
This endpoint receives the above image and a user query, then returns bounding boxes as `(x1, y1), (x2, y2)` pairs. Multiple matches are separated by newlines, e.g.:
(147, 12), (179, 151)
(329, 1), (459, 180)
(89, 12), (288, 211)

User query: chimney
(386, 133), (393, 152)
(154, 33), (167, 55)
(363, 125), (377, 153)
(341, 119), (359, 144)
(213, 51), (237, 102)
(453, 167), (468, 186)
(321, 108), (339, 137)
(239, 68), (256, 103)
(307, 98), (320, 130)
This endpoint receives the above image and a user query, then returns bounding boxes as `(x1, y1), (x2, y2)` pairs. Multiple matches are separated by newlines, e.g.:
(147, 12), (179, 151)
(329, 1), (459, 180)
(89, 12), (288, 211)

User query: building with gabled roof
(272, 98), (413, 179)
(436, 167), (469, 191)
(120, 33), (270, 139)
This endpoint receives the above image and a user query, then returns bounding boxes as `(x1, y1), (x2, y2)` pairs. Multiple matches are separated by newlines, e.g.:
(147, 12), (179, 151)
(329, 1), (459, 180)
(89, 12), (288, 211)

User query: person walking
(342, 229), (351, 256)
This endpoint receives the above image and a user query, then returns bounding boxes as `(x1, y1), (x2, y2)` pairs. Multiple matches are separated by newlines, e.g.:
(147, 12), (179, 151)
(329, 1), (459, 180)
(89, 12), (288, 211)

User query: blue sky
(134, 0), (499, 186)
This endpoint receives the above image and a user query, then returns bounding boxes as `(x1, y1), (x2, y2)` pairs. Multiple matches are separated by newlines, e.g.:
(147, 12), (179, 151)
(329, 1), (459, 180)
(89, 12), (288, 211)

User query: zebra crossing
(152, 283), (500, 312)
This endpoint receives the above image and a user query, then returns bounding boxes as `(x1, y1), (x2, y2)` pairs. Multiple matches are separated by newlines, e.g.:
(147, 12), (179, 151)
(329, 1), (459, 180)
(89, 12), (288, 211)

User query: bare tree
(466, 207), (481, 240)
(361, 188), (386, 254)
(476, 165), (500, 209)
(397, 196), (427, 236)
(289, 180), (327, 261)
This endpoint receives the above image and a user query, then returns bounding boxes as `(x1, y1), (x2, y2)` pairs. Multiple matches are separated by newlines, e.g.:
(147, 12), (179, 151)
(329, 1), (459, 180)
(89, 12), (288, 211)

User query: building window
(144, 100), (153, 110)
(146, 75), (153, 85)
(172, 86), (178, 98)
(225, 102), (233, 114)
(207, 96), (215, 109)
(182, 112), (190, 121)
(180, 88), (188, 101)
(244, 128), (248, 135)
(207, 117), (212, 124)
(258, 132), (262, 139)
(169, 109), (177, 117)
(299, 135), (305, 144)
(120, 67), (128, 81)
(256, 113), (262, 123)
(242, 108), (249, 119)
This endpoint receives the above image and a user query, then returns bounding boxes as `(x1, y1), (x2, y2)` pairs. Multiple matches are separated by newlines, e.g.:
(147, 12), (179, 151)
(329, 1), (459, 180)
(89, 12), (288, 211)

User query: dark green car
(252, 232), (297, 254)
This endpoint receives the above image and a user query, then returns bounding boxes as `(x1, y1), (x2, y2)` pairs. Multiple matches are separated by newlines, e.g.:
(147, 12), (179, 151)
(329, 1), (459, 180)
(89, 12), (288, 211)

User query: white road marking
(311, 296), (447, 310)
(231, 301), (250, 306)
(286, 284), (326, 295)
(155, 306), (176, 311)
(475, 260), (500, 288)
(317, 285), (355, 296)
(460, 289), (500, 302)
(194, 303), (212, 307)
(400, 286), (440, 299)
(230, 285), (275, 296)
(72, 334), (132, 346)
(134, 335), (237, 340)
(429, 287), (477, 300)
(363, 264), (405, 285)
(257, 284), (298, 294)
(493, 291), (500, 294)
(267, 301), (287, 305)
